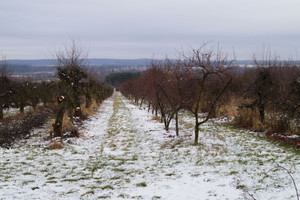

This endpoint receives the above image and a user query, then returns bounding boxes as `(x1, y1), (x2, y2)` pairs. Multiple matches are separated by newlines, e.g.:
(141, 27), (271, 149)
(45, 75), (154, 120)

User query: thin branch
(269, 164), (299, 200)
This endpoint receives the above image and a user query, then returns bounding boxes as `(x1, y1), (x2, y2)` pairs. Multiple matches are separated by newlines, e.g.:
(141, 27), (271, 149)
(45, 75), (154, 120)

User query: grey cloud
(0, 0), (300, 60)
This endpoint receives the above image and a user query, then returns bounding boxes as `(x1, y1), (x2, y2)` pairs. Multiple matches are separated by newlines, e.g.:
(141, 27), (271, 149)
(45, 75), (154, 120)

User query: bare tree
(53, 40), (88, 138)
(184, 45), (233, 144)
(158, 58), (192, 136)
(250, 51), (280, 123)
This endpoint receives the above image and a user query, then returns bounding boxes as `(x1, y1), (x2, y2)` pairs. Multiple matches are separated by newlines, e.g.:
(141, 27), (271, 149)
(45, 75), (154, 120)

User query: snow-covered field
(0, 92), (299, 200)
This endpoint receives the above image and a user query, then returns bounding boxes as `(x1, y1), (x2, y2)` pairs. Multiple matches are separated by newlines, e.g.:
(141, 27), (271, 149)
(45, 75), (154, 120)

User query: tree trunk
(259, 105), (265, 123)
(20, 103), (24, 114)
(53, 98), (66, 138)
(160, 111), (164, 123)
(67, 103), (74, 124)
(193, 77), (206, 145)
(194, 112), (199, 145)
(163, 116), (171, 131)
(0, 107), (3, 120)
(140, 98), (144, 107)
(85, 93), (92, 108)
(164, 119), (169, 131)
(175, 112), (179, 137)
(73, 86), (82, 118)
(258, 92), (265, 123)
(32, 102), (37, 110)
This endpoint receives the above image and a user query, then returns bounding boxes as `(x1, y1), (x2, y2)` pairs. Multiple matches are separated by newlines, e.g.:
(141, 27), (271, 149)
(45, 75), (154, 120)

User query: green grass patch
(22, 180), (35, 185)
(113, 168), (126, 172)
(136, 182), (147, 187)
(165, 173), (176, 177)
(237, 159), (248, 165)
(98, 196), (110, 199)
(101, 185), (114, 190)
(110, 176), (121, 180)
(66, 189), (76, 194)
(45, 180), (57, 184)
(215, 159), (227, 164)
(229, 171), (239, 175)
(152, 196), (162, 199)
(23, 172), (33, 176)
(236, 185), (246, 190)
(81, 190), (95, 198)
(62, 179), (78, 182)
(191, 173), (201, 177)
(118, 194), (130, 198)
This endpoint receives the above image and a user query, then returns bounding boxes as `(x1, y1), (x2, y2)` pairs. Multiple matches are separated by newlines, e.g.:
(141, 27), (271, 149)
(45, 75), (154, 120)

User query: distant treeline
(7, 64), (55, 73)
(6, 63), (146, 77)
(105, 72), (140, 87)
(5, 58), (151, 67)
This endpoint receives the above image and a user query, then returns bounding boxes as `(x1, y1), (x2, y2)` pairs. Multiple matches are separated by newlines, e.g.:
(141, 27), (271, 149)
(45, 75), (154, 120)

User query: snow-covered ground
(0, 92), (299, 200)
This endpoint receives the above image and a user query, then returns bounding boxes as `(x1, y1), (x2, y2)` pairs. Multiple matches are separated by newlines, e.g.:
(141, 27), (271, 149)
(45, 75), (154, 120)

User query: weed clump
(136, 182), (147, 187)
(48, 139), (64, 150)
(81, 100), (99, 118)
(233, 107), (265, 132)
(151, 116), (161, 122)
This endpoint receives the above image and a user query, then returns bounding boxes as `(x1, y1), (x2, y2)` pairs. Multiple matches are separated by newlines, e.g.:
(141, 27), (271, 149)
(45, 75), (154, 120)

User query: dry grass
(233, 104), (299, 135)
(61, 114), (76, 133)
(48, 100), (99, 137)
(151, 116), (161, 122)
(48, 139), (64, 150)
(220, 96), (300, 136)
(46, 119), (55, 137)
(265, 114), (289, 134)
(216, 97), (241, 120)
(100, 143), (105, 153)
(82, 100), (99, 118)
(232, 107), (265, 132)
(265, 114), (300, 135)
(161, 138), (185, 149)
(216, 97), (266, 132)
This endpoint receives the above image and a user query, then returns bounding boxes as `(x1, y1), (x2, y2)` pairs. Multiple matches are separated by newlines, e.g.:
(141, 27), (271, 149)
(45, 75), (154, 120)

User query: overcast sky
(1, 0), (300, 60)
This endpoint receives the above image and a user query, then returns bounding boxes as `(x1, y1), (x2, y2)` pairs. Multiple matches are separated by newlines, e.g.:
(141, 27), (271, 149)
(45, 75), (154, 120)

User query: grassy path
(0, 92), (299, 199)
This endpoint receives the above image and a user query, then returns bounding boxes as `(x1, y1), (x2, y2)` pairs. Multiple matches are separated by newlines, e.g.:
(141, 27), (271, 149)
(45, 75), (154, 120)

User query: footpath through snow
(0, 92), (299, 199)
